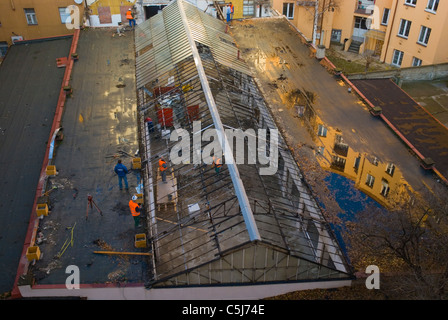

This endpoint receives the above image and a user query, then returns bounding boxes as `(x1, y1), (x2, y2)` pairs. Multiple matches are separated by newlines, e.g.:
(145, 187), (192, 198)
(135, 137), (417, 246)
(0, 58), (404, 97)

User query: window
(355, 17), (370, 30)
(386, 163), (395, 176)
(331, 29), (342, 42)
(418, 26), (431, 46)
(426, 0), (439, 12)
(381, 8), (390, 25)
(366, 174), (375, 188)
(405, 0), (417, 6)
(243, 0), (254, 16)
(283, 3), (294, 19)
(380, 179), (390, 197)
(398, 19), (412, 38)
(392, 49), (404, 67)
(317, 124), (327, 137)
(24, 8), (37, 25)
(412, 57), (422, 66)
(59, 7), (71, 24)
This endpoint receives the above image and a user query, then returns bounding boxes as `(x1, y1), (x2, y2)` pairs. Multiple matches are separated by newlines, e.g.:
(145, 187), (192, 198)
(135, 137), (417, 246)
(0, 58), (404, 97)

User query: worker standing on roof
(114, 159), (129, 190)
(159, 156), (168, 183)
(126, 8), (136, 29)
(226, 4), (231, 25)
(230, 2), (234, 23)
(129, 195), (141, 228)
(212, 156), (222, 175)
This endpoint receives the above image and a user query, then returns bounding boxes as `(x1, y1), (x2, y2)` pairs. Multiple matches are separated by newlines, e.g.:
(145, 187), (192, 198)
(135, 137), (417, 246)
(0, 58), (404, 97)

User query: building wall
(0, 0), (84, 45)
(87, 0), (137, 27)
(383, 0), (448, 68)
(273, 0), (448, 68)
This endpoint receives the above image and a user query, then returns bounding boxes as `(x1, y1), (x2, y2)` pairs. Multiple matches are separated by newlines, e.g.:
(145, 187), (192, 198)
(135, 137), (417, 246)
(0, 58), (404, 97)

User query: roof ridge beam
(177, 0), (261, 242)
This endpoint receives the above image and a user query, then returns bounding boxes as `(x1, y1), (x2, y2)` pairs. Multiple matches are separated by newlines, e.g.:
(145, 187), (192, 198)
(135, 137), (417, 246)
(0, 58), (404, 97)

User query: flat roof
(24, 29), (150, 287)
(0, 37), (71, 295)
(352, 78), (448, 182)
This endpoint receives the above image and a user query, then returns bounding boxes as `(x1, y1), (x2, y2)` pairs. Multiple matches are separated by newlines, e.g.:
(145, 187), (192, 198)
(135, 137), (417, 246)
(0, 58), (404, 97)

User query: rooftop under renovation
(10, 0), (447, 300)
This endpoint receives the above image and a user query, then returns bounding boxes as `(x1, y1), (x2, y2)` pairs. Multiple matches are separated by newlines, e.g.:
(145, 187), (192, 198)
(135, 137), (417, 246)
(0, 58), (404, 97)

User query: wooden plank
(94, 251), (152, 256)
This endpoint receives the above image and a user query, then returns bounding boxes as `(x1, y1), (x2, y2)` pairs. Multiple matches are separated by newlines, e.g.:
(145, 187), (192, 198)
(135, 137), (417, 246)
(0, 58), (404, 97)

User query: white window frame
(59, 7), (71, 25)
(418, 26), (431, 46)
(426, 0), (439, 13)
(380, 180), (390, 197)
(398, 19), (412, 38)
(242, 0), (255, 17)
(392, 49), (404, 67)
(366, 174), (375, 188)
(412, 57), (422, 66)
(381, 8), (390, 25)
(404, 0), (417, 6)
(386, 163), (395, 176)
(317, 124), (327, 137)
(283, 2), (294, 19)
(24, 8), (38, 25)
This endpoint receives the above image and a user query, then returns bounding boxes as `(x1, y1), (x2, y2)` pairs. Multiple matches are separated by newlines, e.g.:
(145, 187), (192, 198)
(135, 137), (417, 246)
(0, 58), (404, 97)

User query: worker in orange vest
(212, 156), (222, 175)
(126, 8), (136, 28)
(159, 156), (168, 183)
(129, 195), (141, 227)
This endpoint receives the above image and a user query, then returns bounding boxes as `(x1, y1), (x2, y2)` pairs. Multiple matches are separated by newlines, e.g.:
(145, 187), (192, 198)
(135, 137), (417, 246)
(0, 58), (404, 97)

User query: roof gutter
(177, 0), (261, 242)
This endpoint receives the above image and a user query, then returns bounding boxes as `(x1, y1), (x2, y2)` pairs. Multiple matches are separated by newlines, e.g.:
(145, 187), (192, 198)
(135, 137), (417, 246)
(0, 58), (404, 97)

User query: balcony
(355, 0), (375, 15)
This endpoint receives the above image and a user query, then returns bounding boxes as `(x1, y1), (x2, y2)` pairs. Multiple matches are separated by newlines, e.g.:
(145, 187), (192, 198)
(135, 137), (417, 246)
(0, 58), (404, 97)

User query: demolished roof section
(135, 0), (352, 287)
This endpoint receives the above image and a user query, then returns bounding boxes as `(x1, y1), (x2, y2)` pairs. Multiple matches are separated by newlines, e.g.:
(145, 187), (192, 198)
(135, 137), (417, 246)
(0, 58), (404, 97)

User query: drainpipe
(382, 0), (399, 63)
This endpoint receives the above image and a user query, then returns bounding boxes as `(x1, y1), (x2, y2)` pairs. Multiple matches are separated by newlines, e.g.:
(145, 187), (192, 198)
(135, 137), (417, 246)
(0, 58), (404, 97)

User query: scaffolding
(135, 0), (352, 288)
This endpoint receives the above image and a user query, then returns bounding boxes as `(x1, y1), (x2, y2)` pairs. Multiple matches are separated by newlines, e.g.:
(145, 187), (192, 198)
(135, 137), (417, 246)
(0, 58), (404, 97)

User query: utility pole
(312, 0), (319, 46)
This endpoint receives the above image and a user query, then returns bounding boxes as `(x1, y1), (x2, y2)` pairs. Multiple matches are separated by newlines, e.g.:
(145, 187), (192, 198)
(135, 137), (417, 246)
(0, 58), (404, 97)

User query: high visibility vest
(126, 10), (133, 20)
(159, 159), (167, 172)
(129, 200), (140, 217)
(230, 4), (234, 13)
(213, 157), (222, 168)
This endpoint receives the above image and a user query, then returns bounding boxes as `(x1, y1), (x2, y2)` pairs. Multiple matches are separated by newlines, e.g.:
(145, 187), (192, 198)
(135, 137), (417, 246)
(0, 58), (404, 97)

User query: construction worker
(126, 8), (136, 28)
(129, 195), (141, 227)
(159, 156), (168, 183)
(114, 159), (129, 190)
(230, 2), (234, 22)
(145, 117), (154, 133)
(212, 156), (222, 175)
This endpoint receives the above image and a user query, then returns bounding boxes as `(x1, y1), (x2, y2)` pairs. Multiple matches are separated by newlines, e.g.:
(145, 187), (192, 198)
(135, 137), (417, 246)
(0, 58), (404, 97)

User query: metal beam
(177, 0), (261, 242)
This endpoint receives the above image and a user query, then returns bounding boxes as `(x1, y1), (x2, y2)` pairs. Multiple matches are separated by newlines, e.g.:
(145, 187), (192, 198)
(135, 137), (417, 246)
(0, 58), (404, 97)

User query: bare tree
(345, 184), (448, 299)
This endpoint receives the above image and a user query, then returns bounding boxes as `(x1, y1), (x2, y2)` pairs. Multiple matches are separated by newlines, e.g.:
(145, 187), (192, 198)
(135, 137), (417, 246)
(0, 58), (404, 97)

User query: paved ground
(230, 18), (437, 197)
(351, 78), (448, 182)
(27, 28), (151, 287)
(0, 38), (71, 295)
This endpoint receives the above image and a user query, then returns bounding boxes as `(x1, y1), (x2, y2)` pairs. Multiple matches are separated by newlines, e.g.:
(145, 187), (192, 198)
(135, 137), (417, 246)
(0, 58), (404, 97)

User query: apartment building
(0, 0), (85, 47)
(273, 0), (448, 68)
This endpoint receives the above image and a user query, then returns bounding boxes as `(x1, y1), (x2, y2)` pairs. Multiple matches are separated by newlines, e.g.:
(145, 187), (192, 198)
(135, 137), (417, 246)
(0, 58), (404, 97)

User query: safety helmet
(132, 195), (138, 201)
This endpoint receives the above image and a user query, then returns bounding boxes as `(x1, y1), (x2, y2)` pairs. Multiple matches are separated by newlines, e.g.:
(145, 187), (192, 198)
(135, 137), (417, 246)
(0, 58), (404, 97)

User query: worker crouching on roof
(129, 195), (141, 228)
(159, 156), (168, 183)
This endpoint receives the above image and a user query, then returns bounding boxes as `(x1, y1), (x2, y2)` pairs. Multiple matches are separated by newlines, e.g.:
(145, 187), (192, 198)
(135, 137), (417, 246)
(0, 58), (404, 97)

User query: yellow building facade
(0, 0), (85, 45)
(313, 113), (412, 208)
(273, 0), (448, 68)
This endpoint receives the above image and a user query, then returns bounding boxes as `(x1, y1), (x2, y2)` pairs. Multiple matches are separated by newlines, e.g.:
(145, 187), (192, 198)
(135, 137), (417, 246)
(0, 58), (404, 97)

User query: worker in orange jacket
(129, 195), (141, 227)
(212, 156), (222, 175)
(159, 156), (168, 183)
(126, 8), (136, 28)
